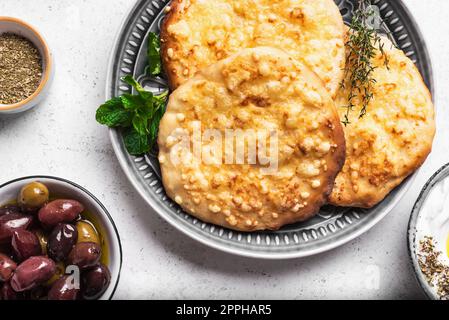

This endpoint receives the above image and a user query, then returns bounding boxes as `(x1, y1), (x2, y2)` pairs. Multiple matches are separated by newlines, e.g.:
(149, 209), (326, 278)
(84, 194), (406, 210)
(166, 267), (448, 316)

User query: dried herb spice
(418, 237), (449, 300)
(0, 33), (43, 105)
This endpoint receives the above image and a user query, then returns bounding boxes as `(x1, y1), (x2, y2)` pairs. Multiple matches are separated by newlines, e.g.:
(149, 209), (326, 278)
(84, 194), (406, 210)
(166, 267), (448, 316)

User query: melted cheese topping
(162, 0), (345, 96)
(158, 47), (345, 231)
(329, 36), (436, 208)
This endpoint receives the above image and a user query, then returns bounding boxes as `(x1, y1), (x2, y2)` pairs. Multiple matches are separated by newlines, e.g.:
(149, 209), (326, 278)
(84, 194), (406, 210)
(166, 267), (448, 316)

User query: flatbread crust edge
(160, 0), (187, 90)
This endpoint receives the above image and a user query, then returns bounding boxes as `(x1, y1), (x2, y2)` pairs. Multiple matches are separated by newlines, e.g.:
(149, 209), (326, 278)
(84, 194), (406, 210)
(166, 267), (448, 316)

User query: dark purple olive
(11, 230), (42, 262)
(67, 242), (101, 270)
(0, 282), (19, 300)
(0, 253), (17, 282)
(0, 205), (21, 217)
(38, 200), (84, 228)
(48, 275), (80, 300)
(82, 264), (111, 300)
(47, 224), (78, 262)
(0, 213), (34, 244)
(10, 256), (56, 292)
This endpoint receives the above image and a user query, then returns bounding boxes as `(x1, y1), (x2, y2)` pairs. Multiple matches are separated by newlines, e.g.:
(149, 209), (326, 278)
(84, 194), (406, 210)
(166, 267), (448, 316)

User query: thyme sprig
(341, 0), (389, 126)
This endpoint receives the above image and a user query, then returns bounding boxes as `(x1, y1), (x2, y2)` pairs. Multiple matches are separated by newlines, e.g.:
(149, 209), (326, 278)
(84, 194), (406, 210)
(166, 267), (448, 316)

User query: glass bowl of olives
(0, 176), (122, 300)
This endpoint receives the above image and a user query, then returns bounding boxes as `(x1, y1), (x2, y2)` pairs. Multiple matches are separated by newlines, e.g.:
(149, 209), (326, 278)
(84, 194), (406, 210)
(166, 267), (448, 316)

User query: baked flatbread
(158, 47), (345, 231)
(329, 36), (435, 208)
(161, 0), (345, 96)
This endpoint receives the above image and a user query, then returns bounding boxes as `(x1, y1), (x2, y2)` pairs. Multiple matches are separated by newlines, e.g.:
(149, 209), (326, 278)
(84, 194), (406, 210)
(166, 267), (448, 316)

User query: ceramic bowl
(0, 17), (54, 114)
(0, 176), (122, 300)
(408, 163), (449, 300)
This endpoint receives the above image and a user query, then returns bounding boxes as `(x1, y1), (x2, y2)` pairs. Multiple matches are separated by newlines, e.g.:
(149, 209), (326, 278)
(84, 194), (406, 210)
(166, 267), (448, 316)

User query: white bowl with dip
(408, 163), (449, 300)
(0, 17), (53, 114)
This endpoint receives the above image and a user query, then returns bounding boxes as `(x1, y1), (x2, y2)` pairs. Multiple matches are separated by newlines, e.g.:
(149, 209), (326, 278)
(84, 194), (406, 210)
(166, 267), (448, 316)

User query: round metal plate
(107, 0), (434, 259)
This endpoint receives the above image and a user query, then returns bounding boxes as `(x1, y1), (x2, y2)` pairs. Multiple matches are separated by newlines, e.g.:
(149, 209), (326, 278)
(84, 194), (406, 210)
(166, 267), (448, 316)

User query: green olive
(76, 220), (100, 245)
(18, 182), (49, 212)
(46, 261), (65, 287)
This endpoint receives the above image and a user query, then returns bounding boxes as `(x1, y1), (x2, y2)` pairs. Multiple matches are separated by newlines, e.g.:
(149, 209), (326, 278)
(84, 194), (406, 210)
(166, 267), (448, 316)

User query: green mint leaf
(121, 75), (153, 101)
(147, 32), (162, 75)
(148, 91), (169, 148)
(138, 96), (155, 119)
(122, 75), (144, 92)
(148, 103), (166, 148)
(132, 114), (149, 136)
(96, 97), (132, 127)
(154, 90), (169, 104)
(120, 94), (144, 111)
(123, 127), (150, 156)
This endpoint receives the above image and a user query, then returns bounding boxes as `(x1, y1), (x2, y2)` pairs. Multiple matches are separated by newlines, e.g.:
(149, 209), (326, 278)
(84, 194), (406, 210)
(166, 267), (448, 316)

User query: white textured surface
(0, 0), (448, 300)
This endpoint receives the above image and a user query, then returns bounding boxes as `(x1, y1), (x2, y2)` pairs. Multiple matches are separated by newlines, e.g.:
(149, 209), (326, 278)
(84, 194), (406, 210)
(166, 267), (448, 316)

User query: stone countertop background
(0, 0), (447, 299)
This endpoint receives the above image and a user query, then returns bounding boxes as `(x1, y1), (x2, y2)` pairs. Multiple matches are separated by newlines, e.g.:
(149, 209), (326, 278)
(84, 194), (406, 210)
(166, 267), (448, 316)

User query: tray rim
(106, 0), (434, 259)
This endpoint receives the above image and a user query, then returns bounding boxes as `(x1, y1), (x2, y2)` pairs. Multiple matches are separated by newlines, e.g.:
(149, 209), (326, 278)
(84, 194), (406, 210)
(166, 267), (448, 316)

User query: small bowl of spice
(0, 17), (53, 114)
(408, 163), (449, 300)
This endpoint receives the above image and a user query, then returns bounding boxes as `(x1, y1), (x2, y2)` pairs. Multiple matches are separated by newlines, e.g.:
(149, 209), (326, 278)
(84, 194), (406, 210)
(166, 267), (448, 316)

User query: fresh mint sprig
(96, 32), (167, 156)
(96, 75), (168, 155)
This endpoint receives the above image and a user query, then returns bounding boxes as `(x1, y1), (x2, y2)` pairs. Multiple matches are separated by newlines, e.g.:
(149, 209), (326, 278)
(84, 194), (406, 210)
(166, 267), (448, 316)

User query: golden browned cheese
(158, 47), (345, 231)
(161, 0), (345, 96)
(329, 36), (436, 208)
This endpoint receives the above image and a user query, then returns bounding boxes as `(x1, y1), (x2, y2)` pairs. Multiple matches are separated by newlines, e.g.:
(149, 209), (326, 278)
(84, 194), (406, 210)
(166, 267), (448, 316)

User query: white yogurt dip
(416, 175), (449, 263)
